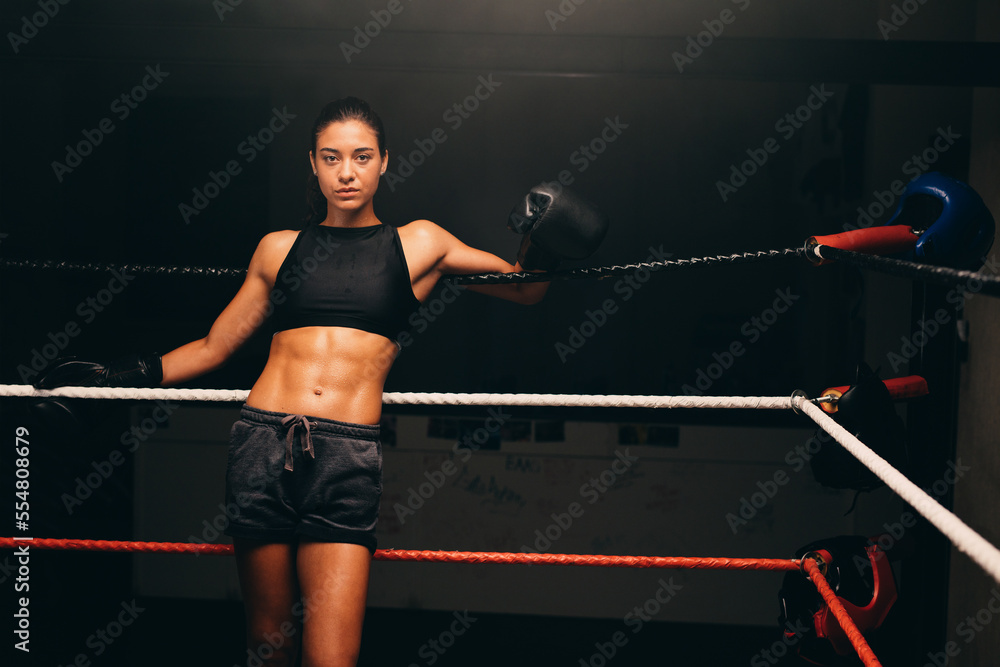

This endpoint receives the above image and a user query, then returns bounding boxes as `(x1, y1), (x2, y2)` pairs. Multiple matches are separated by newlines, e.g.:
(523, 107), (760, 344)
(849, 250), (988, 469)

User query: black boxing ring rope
(450, 247), (804, 283)
(0, 258), (245, 279)
(3, 245), (998, 295)
(0, 250), (802, 282)
(808, 246), (1000, 297)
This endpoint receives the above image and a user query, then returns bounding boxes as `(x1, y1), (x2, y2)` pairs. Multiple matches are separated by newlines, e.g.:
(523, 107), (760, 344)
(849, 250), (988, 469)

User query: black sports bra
(270, 223), (421, 342)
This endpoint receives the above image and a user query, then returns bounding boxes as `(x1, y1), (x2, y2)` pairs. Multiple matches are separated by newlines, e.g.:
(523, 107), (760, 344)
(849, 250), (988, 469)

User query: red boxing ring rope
(0, 537), (799, 571)
(3, 545), (892, 664)
(6, 538), (888, 662)
(802, 558), (883, 667)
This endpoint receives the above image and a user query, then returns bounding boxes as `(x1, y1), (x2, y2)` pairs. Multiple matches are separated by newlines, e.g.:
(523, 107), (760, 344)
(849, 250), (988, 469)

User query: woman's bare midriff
(245, 326), (399, 425)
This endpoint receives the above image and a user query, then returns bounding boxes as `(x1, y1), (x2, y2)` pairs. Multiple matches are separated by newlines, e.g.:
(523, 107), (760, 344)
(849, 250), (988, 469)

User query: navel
(313, 387), (323, 396)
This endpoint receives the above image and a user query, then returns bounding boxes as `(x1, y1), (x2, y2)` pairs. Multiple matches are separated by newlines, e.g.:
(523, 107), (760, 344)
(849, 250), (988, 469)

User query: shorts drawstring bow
(281, 414), (316, 471)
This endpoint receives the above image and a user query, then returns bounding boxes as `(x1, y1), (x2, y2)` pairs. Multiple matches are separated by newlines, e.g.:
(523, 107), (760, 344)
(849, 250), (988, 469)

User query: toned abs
(246, 223), (440, 424)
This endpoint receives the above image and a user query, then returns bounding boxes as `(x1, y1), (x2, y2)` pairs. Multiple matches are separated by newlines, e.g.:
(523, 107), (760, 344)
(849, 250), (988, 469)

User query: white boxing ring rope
(3, 383), (999, 585)
(0, 385), (791, 409)
(794, 398), (1000, 585)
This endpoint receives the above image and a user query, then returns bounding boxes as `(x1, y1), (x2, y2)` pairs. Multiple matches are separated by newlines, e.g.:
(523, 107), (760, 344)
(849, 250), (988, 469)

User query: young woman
(36, 97), (606, 666)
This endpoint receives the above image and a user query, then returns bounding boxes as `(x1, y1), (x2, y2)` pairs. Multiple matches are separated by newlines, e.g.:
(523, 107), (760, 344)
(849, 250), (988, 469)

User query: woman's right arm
(160, 231), (295, 386)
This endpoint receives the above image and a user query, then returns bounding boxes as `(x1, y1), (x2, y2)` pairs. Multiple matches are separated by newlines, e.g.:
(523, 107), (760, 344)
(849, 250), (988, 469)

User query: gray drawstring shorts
(223, 404), (382, 553)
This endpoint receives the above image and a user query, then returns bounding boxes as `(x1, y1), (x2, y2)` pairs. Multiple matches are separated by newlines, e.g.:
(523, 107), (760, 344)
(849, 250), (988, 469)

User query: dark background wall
(6, 0), (989, 400)
(1, 2), (998, 666)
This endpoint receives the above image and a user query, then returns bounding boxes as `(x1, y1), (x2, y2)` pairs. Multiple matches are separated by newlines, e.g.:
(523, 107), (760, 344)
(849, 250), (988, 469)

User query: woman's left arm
(408, 220), (548, 305)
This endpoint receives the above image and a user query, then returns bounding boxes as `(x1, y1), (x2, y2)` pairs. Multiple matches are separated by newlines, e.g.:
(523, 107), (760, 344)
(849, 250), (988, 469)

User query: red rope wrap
(0, 537), (799, 571)
(373, 550), (800, 570)
(806, 225), (917, 266)
(802, 558), (883, 667)
(0, 537), (233, 555)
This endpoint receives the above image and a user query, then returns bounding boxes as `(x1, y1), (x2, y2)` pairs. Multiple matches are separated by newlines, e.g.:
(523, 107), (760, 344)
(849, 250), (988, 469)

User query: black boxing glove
(809, 363), (908, 492)
(33, 354), (163, 390)
(27, 397), (110, 438)
(507, 182), (610, 271)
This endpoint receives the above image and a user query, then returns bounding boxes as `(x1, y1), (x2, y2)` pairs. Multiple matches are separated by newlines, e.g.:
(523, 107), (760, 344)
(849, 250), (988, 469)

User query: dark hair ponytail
(304, 173), (326, 227)
(304, 97), (388, 225)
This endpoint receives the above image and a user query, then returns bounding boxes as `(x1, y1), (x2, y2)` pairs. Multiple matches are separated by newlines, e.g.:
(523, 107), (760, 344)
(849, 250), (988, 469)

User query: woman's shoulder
(258, 228), (300, 251)
(259, 228), (301, 244)
(395, 220), (466, 268)
(396, 219), (449, 241)
(248, 229), (300, 269)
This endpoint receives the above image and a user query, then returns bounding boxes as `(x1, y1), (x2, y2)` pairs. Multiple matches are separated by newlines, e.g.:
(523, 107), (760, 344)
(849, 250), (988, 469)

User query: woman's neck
(319, 204), (380, 228)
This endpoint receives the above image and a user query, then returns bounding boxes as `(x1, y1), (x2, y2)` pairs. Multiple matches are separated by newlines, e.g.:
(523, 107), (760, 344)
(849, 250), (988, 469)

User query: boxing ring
(3, 192), (999, 666)
(2, 387), (998, 666)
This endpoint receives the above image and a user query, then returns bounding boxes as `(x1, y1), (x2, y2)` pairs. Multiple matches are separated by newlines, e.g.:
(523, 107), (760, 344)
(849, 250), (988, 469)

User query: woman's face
(309, 119), (387, 214)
